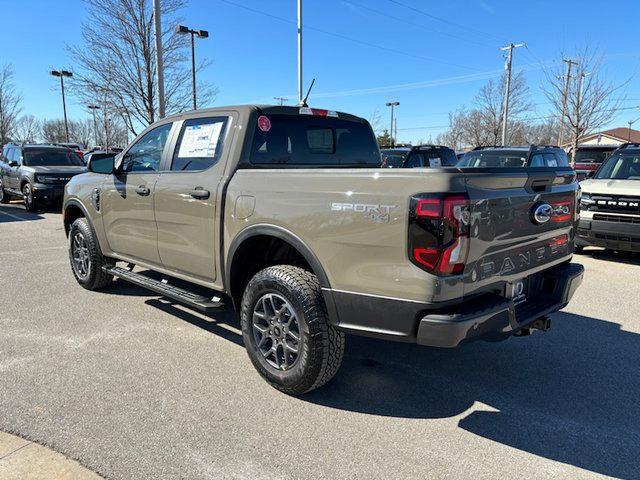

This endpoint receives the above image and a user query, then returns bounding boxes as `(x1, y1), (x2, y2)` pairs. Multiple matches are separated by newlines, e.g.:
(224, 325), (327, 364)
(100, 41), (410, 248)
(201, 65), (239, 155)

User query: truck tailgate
(462, 167), (577, 297)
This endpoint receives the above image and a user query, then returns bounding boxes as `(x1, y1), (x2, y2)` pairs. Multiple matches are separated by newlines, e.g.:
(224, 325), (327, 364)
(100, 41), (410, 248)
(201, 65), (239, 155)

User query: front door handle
(135, 185), (150, 196)
(189, 188), (210, 200)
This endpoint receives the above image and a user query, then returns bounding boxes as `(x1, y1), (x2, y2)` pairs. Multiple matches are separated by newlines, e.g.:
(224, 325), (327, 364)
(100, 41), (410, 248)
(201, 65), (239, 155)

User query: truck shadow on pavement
(100, 271), (639, 478)
(306, 312), (640, 479)
(0, 204), (45, 223)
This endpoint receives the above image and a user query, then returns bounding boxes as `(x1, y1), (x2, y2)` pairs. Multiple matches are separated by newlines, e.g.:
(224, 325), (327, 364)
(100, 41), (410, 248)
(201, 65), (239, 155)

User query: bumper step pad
(104, 266), (225, 314)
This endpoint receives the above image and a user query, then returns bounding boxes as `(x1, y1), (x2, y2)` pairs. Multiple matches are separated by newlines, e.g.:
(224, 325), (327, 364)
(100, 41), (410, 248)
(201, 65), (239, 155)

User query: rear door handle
(189, 188), (210, 200)
(135, 185), (150, 196)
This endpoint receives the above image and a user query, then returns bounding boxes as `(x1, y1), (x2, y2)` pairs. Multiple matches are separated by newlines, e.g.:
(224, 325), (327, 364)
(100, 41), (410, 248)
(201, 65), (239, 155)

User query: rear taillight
(409, 193), (470, 276)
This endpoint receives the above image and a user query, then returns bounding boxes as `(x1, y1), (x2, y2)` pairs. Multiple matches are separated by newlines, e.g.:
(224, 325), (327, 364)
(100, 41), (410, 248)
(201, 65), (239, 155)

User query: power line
(341, 0), (496, 49)
(385, 0), (505, 42)
(220, 0), (482, 71)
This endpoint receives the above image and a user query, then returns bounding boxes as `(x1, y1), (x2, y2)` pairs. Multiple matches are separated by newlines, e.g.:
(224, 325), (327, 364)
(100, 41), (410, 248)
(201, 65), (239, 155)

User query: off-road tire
(240, 265), (345, 395)
(68, 217), (114, 290)
(0, 178), (10, 204)
(23, 183), (38, 212)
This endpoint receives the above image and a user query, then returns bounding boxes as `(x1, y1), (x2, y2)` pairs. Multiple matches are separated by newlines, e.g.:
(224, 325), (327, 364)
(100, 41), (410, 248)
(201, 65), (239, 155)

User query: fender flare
(224, 224), (331, 290)
(62, 199), (93, 236)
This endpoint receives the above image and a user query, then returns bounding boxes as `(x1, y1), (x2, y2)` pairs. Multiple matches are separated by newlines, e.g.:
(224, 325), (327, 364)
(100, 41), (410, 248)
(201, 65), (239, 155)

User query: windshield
(594, 153), (640, 180)
(457, 151), (527, 168)
(574, 149), (613, 164)
(24, 149), (84, 167)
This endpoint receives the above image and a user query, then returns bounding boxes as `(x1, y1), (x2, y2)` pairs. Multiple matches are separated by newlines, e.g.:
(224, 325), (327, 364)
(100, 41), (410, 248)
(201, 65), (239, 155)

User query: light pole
(499, 42), (525, 146)
(50, 70), (73, 142)
(176, 25), (209, 110)
(385, 102), (399, 147)
(153, 0), (166, 119)
(87, 105), (100, 147)
(297, 0), (303, 105)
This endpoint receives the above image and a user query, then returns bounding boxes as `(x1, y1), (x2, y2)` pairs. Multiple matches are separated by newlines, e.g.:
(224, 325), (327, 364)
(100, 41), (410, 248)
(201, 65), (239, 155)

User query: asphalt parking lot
(1, 201), (639, 480)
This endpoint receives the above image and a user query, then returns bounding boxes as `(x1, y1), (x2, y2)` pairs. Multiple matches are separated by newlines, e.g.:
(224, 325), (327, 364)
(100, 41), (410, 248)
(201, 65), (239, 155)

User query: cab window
(171, 117), (228, 171)
(121, 123), (172, 173)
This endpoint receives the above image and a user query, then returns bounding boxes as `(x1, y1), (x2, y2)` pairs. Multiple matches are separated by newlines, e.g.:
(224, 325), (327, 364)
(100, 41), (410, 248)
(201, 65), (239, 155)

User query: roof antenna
(299, 78), (315, 107)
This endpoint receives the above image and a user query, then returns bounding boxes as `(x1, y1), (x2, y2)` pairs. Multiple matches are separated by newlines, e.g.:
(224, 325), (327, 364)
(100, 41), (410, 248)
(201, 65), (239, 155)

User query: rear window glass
(250, 114), (379, 167)
(458, 151), (527, 168)
(405, 148), (457, 168)
(458, 150), (569, 168)
(574, 149), (613, 164)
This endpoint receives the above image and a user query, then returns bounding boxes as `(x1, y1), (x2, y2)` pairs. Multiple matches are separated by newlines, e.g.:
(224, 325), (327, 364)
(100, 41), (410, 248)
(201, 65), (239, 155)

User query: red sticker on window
(257, 115), (271, 132)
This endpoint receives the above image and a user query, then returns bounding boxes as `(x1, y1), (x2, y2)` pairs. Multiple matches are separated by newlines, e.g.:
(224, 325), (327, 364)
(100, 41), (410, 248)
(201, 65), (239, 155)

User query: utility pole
(153, 0), (166, 119)
(500, 42), (525, 146)
(557, 58), (579, 146)
(50, 70), (73, 142)
(273, 97), (288, 106)
(297, 0), (303, 105)
(87, 105), (100, 147)
(385, 101), (400, 147)
(572, 70), (589, 162)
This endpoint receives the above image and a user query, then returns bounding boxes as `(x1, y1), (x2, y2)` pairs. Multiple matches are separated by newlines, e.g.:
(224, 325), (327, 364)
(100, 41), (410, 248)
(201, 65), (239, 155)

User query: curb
(0, 431), (103, 480)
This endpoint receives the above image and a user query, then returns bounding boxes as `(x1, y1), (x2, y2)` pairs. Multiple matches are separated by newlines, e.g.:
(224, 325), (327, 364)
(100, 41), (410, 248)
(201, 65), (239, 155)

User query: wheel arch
(63, 199), (91, 237)
(225, 224), (331, 309)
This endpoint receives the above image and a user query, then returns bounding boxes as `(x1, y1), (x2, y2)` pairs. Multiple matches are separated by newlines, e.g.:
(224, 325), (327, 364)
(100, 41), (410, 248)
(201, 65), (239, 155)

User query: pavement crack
(0, 441), (32, 461)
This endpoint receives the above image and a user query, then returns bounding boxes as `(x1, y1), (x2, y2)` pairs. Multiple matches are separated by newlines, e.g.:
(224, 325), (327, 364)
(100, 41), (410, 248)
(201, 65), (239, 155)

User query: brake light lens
(409, 194), (470, 276)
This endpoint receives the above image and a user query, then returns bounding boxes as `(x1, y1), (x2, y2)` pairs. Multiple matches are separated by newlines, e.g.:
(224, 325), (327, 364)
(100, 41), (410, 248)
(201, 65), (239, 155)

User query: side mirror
(8, 160), (18, 167)
(88, 154), (115, 174)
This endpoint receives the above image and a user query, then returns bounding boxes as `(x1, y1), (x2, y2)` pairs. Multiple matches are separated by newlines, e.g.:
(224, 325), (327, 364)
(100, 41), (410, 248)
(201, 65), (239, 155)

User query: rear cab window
(249, 110), (379, 167)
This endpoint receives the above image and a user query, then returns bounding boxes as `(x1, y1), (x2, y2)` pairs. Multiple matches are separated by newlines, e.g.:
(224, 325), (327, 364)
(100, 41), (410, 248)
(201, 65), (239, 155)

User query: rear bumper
(577, 216), (640, 252)
(416, 262), (584, 347)
(324, 262), (584, 347)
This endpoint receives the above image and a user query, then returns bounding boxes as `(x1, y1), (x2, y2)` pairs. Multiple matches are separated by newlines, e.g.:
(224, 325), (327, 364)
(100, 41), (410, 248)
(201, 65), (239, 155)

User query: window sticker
(429, 157), (442, 167)
(257, 115), (271, 132)
(178, 122), (224, 158)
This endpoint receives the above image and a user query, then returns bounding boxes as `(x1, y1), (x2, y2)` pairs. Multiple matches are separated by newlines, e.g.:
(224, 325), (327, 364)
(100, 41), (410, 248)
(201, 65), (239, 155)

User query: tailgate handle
(529, 178), (553, 192)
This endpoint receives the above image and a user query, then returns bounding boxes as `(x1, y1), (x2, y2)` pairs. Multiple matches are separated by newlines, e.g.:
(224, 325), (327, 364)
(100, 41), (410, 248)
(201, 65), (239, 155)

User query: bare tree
(542, 48), (626, 158)
(435, 109), (467, 150)
(474, 71), (532, 146)
(41, 119), (68, 143)
(368, 107), (383, 134)
(69, 0), (216, 137)
(12, 115), (41, 144)
(0, 64), (22, 146)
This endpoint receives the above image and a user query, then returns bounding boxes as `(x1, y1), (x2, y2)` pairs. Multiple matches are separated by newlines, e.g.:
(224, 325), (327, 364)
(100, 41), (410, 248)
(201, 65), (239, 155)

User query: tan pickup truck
(63, 105), (584, 394)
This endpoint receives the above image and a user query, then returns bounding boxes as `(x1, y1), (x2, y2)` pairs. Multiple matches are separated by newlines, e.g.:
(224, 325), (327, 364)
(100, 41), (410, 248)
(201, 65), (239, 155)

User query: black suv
(457, 145), (571, 168)
(0, 143), (86, 211)
(380, 144), (458, 168)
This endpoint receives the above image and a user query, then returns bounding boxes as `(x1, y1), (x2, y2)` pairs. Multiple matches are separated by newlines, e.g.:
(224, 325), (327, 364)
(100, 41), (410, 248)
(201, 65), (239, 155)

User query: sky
(1, 0), (640, 144)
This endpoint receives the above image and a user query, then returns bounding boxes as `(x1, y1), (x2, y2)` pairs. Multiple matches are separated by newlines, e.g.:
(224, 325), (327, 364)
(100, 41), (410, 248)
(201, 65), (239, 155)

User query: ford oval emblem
(532, 202), (553, 225)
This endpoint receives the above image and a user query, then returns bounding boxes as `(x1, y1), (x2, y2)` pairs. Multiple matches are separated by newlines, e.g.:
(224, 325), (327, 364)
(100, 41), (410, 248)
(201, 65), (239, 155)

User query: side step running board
(104, 266), (225, 314)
